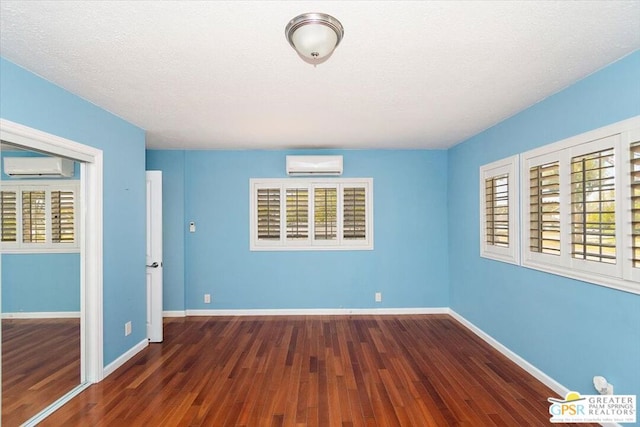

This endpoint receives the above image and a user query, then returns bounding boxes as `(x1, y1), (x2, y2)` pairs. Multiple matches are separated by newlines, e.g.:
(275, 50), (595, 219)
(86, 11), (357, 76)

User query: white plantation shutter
(485, 174), (509, 247)
(22, 190), (46, 243)
(529, 162), (560, 255)
(570, 148), (616, 264)
(1, 190), (17, 242)
(257, 188), (280, 240)
(314, 187), (337, 240)
(286, 188), (309, 240)
(51, 190), (75, 243)
(480, 155), (519, 264)
(631, 141), (640, 268)
(343, 186), (366, 240)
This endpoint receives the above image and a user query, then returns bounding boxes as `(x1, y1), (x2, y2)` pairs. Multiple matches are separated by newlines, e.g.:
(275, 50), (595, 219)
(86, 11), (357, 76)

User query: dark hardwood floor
(2, 318), (81, 427)
(39, 315), (593, 426)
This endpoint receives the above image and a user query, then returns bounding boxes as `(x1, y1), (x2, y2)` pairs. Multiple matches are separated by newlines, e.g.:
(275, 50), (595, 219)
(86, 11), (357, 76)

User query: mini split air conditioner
(3, 156), (74, 178)
(286, 155), (343, 176)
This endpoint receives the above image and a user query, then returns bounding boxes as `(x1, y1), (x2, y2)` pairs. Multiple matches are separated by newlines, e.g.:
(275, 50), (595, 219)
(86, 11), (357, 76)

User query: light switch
(189, 221), (196, 233)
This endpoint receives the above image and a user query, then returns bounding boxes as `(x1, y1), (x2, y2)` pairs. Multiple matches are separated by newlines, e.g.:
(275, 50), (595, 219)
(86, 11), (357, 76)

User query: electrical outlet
(375, 292), (382, 302)
(204, 293), (211, 304)
(125, 321), (132, 336)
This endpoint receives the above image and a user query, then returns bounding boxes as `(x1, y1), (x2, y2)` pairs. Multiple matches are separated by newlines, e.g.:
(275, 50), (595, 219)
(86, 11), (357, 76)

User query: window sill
(521, 259), (640, 296)
(1, 247), (80, 254)
(250, 243), (374, 252)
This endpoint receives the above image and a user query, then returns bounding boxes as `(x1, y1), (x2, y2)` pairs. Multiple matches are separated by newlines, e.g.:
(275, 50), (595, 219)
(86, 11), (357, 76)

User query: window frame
(520, 116), (640, 295)
(1, 179), (80, 253)
(480, 155), (520, 265)
(250, 178), (373, 251)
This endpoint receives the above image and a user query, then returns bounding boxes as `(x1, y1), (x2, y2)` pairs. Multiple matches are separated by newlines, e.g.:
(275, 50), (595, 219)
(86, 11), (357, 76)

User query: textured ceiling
(1, 1), (639, 150)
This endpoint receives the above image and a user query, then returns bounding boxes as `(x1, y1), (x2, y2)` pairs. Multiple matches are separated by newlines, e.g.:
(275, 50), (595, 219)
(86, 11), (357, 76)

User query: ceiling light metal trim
(285, 12), (344, 63)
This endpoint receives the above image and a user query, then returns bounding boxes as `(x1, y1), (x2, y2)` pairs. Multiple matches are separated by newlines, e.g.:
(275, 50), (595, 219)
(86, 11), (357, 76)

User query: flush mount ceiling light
(285, 13), (344, 65)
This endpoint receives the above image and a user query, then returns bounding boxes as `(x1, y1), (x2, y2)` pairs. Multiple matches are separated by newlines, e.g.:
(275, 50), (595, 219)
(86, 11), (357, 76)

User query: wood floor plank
(31, 315), (602, 426)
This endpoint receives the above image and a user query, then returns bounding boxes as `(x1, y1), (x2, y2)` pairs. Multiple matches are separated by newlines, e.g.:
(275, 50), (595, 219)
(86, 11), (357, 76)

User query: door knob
(146, 262), (159, 268)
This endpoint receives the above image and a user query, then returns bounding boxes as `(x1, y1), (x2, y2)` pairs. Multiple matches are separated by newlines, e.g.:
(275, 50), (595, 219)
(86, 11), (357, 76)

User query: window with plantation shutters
(250, 178), (372, 250)
(520, 116), (640, 295)
(529, 162), (560, 255)
(480, 155), (519, 264)
(0, 181), (79, 253)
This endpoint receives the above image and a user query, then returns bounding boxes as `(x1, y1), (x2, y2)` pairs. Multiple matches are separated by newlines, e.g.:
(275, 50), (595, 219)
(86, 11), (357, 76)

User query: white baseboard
(2, 311), (81, 319)
(103, 339), (148, 378)
(163, 310), (186, 317)
(448, 309), (569, 397)
(185, 307), (449, 316)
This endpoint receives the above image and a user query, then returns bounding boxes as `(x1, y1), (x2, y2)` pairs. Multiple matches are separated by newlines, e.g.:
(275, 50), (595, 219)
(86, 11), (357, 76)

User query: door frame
(0, 118), (104, 384)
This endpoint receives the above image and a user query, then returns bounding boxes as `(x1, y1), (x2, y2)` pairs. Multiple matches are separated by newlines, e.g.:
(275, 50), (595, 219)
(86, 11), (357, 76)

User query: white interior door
(146, 171), (163, 342)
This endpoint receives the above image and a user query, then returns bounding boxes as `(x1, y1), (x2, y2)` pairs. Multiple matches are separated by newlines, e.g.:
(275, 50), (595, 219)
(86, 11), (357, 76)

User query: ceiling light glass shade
(286, 13), (344, 63)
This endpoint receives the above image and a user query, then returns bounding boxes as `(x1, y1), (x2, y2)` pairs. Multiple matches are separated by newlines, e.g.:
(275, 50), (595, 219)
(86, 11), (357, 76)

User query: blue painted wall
(448, 51), (640, 399)
(2, 254), (80, 312)
(0, 57), (147, 366)
(146, 149), (449, 310)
